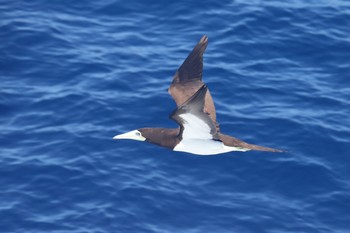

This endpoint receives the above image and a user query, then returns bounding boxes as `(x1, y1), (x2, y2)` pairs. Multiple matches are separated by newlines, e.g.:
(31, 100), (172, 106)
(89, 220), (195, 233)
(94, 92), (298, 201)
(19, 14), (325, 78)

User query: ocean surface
(1, 0), (349, 232)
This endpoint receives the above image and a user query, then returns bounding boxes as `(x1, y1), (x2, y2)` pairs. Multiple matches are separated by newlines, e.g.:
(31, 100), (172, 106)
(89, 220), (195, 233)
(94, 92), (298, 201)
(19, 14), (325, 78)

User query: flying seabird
(113, 35), (283, 155)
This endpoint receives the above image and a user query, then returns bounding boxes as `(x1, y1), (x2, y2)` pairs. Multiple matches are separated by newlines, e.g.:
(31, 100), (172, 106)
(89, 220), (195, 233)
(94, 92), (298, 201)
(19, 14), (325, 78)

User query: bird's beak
(113, 130), (146, 141)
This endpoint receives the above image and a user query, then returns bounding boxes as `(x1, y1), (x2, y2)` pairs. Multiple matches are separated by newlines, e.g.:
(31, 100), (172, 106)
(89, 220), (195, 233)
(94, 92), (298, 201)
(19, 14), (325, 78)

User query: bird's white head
(113, 130), (146, 141)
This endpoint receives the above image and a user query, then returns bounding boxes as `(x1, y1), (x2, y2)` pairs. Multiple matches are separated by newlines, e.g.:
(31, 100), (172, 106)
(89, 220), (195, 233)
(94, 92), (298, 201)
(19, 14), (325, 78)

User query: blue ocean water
(1, 0), (349, 232)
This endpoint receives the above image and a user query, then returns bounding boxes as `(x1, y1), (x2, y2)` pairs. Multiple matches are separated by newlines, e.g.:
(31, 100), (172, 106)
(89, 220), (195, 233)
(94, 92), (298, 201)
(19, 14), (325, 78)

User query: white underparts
(173, 139), (250, 155)
(179, 113), (212, 140)
(175, 113), (250, 155)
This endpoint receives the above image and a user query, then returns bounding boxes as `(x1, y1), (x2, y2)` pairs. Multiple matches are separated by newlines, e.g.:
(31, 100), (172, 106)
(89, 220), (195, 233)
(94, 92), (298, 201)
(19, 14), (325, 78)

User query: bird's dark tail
(219, 133), (284, 152)
(242, 143), (284, 152)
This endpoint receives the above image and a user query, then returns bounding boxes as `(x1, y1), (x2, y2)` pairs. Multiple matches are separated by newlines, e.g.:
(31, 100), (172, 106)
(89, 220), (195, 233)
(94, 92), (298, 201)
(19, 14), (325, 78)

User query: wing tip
(199, 83), (207, 91)
(199, 35), (208, 45)
(194, 84), (208, 101)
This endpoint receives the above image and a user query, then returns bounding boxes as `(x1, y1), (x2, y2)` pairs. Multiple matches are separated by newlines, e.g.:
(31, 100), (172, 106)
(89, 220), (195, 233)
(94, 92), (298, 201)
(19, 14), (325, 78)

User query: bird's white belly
(173, 139), (249, 155)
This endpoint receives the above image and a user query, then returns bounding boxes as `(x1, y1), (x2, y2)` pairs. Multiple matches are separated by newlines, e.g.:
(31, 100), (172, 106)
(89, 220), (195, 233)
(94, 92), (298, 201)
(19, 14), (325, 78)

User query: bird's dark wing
(168, 35), (219, 130)
(170, 84), (219, 141)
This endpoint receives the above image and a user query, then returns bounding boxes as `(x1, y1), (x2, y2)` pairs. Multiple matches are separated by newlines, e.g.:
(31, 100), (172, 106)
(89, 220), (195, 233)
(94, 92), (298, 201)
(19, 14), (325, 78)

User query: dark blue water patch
(1, 0), (350, 232)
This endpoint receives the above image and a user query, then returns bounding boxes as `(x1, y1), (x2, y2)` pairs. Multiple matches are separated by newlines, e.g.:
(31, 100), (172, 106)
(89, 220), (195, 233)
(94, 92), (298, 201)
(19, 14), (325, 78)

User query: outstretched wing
(168, 35), (218, 129)
(170, 85), (219, 141)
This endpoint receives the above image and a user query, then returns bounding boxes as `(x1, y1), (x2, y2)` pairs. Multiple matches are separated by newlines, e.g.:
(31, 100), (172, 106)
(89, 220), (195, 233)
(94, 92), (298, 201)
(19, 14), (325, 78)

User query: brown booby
(113, 35), (283, 155)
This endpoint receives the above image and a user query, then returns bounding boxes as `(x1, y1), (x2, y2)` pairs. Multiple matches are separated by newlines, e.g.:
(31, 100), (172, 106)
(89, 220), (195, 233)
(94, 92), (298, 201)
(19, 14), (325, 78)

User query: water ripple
(1, 0), (349, 232)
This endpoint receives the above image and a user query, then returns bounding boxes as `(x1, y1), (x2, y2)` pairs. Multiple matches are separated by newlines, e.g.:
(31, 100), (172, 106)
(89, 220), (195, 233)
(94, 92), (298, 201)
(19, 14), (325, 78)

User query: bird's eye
(136, 132), (141, 136)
